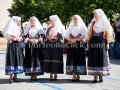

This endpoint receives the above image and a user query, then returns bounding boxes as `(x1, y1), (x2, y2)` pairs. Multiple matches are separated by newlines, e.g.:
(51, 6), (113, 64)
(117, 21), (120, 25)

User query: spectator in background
(115, 25), (120, 58)
(109, 21), (116, 59)
(109, 31), (116, 59)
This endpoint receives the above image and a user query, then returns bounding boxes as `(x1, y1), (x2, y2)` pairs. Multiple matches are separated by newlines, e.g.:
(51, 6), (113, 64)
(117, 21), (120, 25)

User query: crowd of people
(109, 20), (120, 59)
(1, 8), (118, 84)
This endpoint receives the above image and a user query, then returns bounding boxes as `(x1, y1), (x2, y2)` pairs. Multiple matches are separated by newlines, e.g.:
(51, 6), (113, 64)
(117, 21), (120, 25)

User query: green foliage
(8, 0), (120, 24)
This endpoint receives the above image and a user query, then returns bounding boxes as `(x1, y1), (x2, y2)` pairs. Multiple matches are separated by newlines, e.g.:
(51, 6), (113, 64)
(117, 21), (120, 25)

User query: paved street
(0, 50), (120, 90)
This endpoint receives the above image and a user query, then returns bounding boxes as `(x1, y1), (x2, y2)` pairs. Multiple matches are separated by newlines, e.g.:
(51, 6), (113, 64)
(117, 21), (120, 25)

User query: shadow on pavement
(0, 78), (93, 84)
(110, 59), (120, 65)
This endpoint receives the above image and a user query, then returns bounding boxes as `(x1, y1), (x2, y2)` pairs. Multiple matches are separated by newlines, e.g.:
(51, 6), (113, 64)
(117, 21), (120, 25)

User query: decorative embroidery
(88, 71), (110, 76)
(49, 28), (57, 36)
(24, 67), (42, 74)
(5, 66), (24, 75)
(88, 66), (110, 71)
(93, 21), (104, 33)
(70, 26), (80, 37)
(66, 65), (87, 75)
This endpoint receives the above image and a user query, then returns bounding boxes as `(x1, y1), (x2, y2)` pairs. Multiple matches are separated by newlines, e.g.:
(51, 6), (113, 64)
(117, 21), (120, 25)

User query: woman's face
(30, 17), (36, 26)
(49, 18), (55, 27)
(94, 11), (99, 20)
(17, 20), (21, 26)
(73, 16), (78, 26)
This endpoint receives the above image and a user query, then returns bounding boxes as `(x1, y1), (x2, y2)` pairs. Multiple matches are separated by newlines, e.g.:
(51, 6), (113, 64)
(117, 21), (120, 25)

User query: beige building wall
(0, 0), (13, 31)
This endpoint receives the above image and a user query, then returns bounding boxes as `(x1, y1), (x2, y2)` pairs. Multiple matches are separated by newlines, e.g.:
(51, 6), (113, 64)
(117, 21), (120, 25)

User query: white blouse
(49, 27), (58, 36)
(70, 26), (87, 37)
(93, 20), (105, 33)
(25, 28), (41, 43)
(28, 28), (38, 37)
(15, 29), (21, 37)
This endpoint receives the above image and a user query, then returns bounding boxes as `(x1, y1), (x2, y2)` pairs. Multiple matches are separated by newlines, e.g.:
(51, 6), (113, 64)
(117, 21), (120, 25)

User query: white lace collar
(29, 28), (38, 37)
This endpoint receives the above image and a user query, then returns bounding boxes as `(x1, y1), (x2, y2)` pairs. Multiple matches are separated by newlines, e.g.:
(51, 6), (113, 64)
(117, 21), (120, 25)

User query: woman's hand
(16, 37), (23, 42)
(67, 37), (77, 43)
(77, 37), (83, 42)
(70, 39), (77, 43)
(51, 36), (57, 40)
(28, 39), (34, 43)
(19, 37), (23, 41)
(34, 40), (40, 44)
(106, 44), (109, 50)
(47, 34), (53, 40)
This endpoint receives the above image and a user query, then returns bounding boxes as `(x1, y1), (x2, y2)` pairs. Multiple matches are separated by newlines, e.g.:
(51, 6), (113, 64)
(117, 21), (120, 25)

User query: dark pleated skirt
(24, 42), (44, 76)
(5, 41), (24, 75)
(66, 41), (87, 75)
(43, 41), (63, 73)
(88, 35), (110, 76)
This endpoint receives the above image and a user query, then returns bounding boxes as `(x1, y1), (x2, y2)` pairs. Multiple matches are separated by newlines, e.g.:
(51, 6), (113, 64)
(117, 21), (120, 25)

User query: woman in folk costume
(43, 15), (64, 81)
(65, 15), (87, 81)
(24, 16), (45, 81)
(86, 9), (112, 83)
(3, 16), (24, 83)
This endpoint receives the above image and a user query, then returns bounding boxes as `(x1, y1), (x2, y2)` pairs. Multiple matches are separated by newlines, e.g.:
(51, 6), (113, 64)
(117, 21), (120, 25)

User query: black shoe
(34, 79), (37, 82)
(99, 76), (103, 83)
(76, 76), (80, 81)
(9, 80), (12, 84)
(71, 78), (76, 82)
(71, 76), (76, 82)
(30, 78), (34, 81)
(93, 80), (98, 83)
(50, 75), (53, 81)
(76, 79), (79, 81)
(99, 80), (103, 82)
(13, 78), (19, 82)
(50, 79), (53, 81)
(54, 76), (57, 81)
(30, 76), (34, 81)
(71, 79), (76, 82)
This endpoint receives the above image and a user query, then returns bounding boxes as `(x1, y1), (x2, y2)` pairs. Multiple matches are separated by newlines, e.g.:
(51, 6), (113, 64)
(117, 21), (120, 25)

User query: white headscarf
(65, 15), (88, 39)
(88, 9), (113, 35)
(2, 16), (21, 38)
(47, 15), (65, 38)
(24, 16), (44, 35)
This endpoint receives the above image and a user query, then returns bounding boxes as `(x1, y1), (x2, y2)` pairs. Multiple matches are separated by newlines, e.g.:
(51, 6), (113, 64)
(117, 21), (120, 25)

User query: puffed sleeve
(6, 33), (12, 41)
(105, 30), (110, 44)
(86, 23), (93, 43)
(37, 29), (45, 42)
(6, 33), (17, 41)
(80, 26), (88, 40)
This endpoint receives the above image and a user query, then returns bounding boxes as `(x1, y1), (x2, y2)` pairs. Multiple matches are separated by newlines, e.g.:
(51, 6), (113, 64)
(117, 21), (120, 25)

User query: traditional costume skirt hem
(5, 66), (24, 75)
(24, 67), (44, 76)
(66, 65), (87, 75)
(88, 71), (110, 76)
